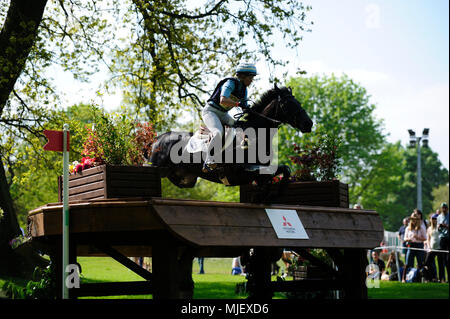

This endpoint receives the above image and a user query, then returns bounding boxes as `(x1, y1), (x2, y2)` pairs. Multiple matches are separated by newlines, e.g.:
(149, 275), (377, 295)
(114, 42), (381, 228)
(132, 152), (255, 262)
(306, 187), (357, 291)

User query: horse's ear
(274, 82), (280, 91)
(288, 87), (292, 94)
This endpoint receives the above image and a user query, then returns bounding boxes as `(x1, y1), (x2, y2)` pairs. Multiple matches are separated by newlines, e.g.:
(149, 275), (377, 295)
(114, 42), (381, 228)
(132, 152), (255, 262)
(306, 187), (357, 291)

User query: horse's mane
(250, 86), (290, 113)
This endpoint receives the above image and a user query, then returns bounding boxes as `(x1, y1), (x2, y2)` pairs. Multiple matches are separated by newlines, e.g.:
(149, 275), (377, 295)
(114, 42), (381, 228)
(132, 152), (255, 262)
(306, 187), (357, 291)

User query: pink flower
(75, 164), (83, 173)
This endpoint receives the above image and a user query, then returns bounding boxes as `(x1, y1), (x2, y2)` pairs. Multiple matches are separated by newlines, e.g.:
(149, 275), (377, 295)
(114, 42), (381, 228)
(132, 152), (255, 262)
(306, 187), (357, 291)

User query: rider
(202, 62), (257, 173)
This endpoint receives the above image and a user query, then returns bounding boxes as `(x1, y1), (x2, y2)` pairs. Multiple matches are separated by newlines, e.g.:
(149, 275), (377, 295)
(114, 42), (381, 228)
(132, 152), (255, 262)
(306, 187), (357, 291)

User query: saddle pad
(185, 127), (236, 154)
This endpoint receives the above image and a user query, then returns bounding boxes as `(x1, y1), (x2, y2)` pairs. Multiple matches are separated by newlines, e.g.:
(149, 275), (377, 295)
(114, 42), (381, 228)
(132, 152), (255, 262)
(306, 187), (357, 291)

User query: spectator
(367, 250), (385, 280)
(231, 257), (243, 275)
(423, 212), (440, 282)
(414, 208), (429, 231)
(398, 217), (410, 256)
(385, 251), (404, 281)
(437, 202), (449, 283)
(402, 211), (427, 283)
(197, 257), (205, 274)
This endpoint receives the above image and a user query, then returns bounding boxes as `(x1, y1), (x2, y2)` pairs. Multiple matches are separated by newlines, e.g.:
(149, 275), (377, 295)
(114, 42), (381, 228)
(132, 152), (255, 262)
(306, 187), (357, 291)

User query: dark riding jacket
(207, 77), (247, 111)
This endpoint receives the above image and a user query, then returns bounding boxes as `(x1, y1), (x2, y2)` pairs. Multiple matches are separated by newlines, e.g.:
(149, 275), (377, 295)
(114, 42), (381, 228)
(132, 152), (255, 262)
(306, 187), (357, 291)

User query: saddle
(185, 125), (236, 154)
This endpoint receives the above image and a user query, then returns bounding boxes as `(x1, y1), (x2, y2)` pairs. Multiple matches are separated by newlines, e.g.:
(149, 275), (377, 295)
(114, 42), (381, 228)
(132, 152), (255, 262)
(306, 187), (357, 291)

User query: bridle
(234, 91), (295, 127)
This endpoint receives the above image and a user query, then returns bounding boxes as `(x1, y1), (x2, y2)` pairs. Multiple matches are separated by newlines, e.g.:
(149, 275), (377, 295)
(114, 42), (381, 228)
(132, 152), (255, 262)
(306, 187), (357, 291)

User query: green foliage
(80, 106), (156, 166)
(162, 177), (239, 202)
(432, 184), (449, 214)
(284, 74), (386, 187)
(2, 262), (57, 299)
(110, 0), (313, 124)
(289, 132), (342, 181)
(281, 74), (448, 231)
(355, 142), (448, 230)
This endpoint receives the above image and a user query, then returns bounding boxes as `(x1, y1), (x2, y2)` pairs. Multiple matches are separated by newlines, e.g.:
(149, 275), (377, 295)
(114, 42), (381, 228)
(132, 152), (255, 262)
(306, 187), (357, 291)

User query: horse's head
(273, 84), (313, 133)
(250, 84), (313, 133)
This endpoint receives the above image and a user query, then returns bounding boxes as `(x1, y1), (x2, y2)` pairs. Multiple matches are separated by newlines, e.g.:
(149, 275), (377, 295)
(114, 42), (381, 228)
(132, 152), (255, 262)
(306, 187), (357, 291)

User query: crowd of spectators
(369, 202), (448, 283)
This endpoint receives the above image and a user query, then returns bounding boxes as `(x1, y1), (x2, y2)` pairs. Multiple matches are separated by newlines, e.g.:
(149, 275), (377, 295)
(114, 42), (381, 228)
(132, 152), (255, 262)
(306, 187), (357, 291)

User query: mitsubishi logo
(282, 216), (292, 227)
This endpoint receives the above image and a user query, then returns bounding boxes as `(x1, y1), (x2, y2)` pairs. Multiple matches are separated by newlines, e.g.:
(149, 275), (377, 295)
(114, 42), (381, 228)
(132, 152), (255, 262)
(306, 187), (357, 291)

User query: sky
(255, 0), (449, 170)
(52, 0), (449, 170)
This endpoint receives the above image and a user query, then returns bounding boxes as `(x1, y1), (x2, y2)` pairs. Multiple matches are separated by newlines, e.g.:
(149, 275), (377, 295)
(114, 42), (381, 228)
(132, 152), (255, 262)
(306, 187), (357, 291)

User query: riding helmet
(236, 62), (257, 76)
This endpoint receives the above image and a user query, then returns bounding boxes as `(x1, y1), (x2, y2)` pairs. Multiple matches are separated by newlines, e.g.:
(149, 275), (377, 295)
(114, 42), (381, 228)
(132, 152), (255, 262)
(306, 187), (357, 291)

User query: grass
(1, 256), (448, 299)
(367, 281), (449, 299)
(77, 257), (448, 299)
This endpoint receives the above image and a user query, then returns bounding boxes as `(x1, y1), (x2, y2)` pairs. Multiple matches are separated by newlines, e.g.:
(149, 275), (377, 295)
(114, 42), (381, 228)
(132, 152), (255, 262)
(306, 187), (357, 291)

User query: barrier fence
(366, 231), (448, 283)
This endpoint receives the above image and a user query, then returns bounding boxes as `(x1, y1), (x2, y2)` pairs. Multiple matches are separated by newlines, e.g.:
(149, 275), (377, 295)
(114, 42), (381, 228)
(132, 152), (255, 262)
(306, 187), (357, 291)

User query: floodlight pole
(408, 129), (429, 212)
(416, 136), (422, 212)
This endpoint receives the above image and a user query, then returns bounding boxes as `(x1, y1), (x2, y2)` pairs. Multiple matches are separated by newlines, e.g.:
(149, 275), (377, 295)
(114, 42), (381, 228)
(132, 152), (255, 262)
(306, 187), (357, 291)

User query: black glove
(238, 100), (247, 108)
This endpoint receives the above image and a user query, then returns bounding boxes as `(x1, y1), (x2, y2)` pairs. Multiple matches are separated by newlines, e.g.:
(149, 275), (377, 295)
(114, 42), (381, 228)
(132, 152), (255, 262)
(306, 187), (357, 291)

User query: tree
(279, 74), (448, 231)
(282, 74), (386, 202)
(0, 0), (48, 275)
(399, 146), (449, 216)
(1, 0), (313, 275)
(431, 184), (449, 213)
(355, 143), (448, 230)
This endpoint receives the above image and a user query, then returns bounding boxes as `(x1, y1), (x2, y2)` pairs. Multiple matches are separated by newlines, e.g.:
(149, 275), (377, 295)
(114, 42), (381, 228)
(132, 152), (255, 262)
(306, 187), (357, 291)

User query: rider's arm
(219, 80), (240, 109)
(219, 96), (239, 108)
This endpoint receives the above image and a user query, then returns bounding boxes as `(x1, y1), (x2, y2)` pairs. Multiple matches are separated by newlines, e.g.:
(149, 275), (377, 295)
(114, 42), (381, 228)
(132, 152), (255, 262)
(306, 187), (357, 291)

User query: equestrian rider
(202, 62), (257, 173)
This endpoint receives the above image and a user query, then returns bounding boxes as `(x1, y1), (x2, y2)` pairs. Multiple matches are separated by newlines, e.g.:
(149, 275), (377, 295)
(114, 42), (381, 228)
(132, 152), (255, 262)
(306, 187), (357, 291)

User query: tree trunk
(0, 156), (22, 275)
(0, 0), (47, 276)
(0, 0), (47, 113)
(0, 157), (20, 241)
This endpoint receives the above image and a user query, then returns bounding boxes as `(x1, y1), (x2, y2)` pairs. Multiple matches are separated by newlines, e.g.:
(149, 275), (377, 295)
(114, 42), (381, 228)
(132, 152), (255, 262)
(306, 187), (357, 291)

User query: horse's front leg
(274, 164), (291, 180)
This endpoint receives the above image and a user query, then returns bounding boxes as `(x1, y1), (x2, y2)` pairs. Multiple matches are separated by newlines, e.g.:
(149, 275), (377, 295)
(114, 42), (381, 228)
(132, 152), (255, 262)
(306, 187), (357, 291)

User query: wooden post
(246, 247), (273, 299)
(152, 238), (194, 299)
(342, 248), (368, 299)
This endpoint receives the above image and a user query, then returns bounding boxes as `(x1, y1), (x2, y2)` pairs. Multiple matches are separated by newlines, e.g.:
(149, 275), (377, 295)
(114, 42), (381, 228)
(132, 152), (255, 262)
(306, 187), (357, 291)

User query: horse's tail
(147, 131), (192, 178)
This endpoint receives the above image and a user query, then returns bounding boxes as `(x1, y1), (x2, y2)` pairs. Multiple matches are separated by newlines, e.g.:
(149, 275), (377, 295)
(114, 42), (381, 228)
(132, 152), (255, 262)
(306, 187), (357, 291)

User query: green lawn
(1, 256), (448, 299)
(77, 257), (448, 299)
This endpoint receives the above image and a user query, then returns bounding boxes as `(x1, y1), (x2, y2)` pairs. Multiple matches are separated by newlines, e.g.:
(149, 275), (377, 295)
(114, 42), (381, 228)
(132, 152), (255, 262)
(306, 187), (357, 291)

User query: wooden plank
(68, 166), (106, 180)
(152, 204), (383, 232)
(95, 244), (153, 281)
(32, 204), (165, 236)
(69, 189), (105, 200)
(69, 181), (105, 196)
(77, 245), (153, 257)
(240, 181), (349, 208)
(109, 172), (161, 181)
(28, 213), (44, 237)
(68, 173), (104, 187)
(28, 198), (383, 249)
(109, 186), (161, 198)
(167, 225), (382, 248)
(150, 198), (379, 215)
(107, 165), (160, 174)
(109, 179), (160, 188)
(60, 165), (161, 201)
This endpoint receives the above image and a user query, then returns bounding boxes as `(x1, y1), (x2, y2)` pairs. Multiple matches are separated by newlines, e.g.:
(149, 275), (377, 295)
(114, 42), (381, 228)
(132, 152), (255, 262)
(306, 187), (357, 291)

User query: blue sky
(255, 0), (449, 169)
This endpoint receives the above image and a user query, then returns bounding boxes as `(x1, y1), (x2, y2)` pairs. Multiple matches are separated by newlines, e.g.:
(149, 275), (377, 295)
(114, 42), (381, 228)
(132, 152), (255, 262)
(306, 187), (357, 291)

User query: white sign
(265, 209), (309, 239)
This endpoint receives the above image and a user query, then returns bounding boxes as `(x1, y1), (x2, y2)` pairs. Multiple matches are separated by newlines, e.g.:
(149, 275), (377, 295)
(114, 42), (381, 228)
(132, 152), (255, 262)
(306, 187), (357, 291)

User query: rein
(234, 93), (293, 126)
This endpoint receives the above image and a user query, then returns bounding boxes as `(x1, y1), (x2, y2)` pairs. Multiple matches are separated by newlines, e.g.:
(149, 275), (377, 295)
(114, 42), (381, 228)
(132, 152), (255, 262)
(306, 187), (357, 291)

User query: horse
(148, 84), (313, 190)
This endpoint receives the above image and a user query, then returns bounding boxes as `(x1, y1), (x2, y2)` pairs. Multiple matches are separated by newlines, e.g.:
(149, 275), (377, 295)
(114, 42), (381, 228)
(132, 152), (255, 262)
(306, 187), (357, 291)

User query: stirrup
(202, 162), (217, 173)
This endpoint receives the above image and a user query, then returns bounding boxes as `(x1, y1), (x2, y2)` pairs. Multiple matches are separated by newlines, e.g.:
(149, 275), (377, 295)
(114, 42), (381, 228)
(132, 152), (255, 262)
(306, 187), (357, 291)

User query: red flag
(43, 130), (70, 152)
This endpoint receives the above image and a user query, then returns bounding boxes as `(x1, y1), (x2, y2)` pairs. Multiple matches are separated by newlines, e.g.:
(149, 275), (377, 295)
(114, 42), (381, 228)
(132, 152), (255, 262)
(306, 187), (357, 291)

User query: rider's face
(242, 75), (255, 87)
